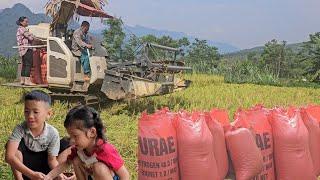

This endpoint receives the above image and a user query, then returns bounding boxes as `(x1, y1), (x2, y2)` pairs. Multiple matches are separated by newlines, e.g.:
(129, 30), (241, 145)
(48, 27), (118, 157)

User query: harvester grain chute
(3, 0), (192, 105)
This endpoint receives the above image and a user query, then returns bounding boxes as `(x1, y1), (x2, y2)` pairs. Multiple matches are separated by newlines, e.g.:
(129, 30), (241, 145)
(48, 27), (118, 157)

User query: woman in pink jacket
(16, 16), (35, 86)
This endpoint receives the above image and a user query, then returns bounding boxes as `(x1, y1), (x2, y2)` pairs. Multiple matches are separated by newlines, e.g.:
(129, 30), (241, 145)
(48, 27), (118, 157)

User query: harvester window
(49, 40), (65, 55)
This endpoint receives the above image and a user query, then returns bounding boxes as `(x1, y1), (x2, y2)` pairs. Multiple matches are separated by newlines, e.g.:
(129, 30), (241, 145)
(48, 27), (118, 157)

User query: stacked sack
(301, 107), (320, 177)
(175, 111), (219, 180)
(207, 109), (229, 179)
(304, 105), (320, 176)
(232, 105), (273, 180)
(225, 127), (263, 180)
(138, 108), (179, 180)
(137, 105), (320, 180)
(269, 107), (317, 180)
(138, 108), (230, 180)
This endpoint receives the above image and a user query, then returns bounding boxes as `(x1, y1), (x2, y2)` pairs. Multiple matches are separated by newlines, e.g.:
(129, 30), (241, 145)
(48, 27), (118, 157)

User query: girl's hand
(43, 175), (53, 180)
(30, 171), (45, 180)
(67, 174), (76, 180)
(57, 173), (76, 180)
(58, 173), (67, 180)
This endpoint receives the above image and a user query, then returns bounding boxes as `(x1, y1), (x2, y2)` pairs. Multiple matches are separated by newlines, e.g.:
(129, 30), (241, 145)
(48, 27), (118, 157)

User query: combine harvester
(4, 0), (191, 105)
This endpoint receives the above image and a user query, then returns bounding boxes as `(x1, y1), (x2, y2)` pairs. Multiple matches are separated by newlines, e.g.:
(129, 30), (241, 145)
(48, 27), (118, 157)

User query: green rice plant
(0, 56), (18, 80)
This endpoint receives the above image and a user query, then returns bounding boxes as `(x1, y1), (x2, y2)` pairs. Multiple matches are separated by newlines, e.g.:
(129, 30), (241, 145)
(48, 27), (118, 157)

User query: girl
(45, 105), (130, 180)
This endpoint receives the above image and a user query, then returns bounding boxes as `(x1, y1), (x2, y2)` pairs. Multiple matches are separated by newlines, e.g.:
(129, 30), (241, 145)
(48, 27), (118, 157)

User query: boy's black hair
(64, 105), (106, 140)
(81, 21), (90, 27)
(24, 90), (51, 105)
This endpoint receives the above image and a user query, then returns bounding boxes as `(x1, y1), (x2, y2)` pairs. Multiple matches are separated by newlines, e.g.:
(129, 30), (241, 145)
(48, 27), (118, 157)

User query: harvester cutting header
(5, 0), (191, 105)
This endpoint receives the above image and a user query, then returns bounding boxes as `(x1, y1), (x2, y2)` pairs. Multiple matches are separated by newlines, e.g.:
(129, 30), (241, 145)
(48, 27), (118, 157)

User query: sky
(1, 0), (320, 49)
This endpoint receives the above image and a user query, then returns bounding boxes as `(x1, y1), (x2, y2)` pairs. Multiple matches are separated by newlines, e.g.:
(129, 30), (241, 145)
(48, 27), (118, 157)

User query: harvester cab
(4, 0), (192, 105)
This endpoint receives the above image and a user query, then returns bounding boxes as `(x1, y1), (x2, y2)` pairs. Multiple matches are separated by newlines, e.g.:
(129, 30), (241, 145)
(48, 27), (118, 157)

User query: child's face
(67, 126), (96, 150)
(24, 100), (51, 130)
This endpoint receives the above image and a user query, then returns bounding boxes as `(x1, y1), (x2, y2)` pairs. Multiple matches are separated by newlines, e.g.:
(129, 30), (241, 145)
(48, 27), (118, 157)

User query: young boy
(5, 90), (68, 180)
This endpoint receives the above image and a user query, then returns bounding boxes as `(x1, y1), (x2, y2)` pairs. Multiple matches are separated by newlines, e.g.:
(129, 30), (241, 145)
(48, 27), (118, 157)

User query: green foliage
(220, 38), (313, 86)
(223, 43), (303, 62)
(261, 39), (287, 78)
(0, 56), (18, 80)
(122, 36), (140, 61)
(299, 32), (320, 82)
(255, 39), (307, 80)
(103, 18), (126, 61)
(186, 39), (220, 73)
(220, 60), (279, 85)
(103, 21), (191, 62)
(140, 35), (190, 48)
(281, 48), (304, 79)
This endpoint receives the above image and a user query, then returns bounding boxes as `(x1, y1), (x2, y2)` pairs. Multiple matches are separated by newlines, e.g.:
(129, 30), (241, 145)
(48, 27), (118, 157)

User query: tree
(103, 18), (126, 61)
(247, 51), (259, 62)
(261, 39), (286, 78)
(122, 35), (140, 61)
(300, 32), (320, 81)
(185, 39), (220, 73)
(103, 22), (191, 62)
(140, 35), (190, 48)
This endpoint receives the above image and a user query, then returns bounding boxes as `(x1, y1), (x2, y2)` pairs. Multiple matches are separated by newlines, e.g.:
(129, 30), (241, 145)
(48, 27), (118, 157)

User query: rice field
(0, 74), (320, 179)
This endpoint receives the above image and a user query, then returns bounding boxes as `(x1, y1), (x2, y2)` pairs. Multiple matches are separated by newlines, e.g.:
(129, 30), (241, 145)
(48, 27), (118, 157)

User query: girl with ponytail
(45, 105), (130, 180)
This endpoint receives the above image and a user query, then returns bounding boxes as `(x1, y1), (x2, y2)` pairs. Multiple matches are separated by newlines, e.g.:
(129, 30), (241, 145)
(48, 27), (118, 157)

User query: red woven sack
(207, 110), (229, 179)
(234, 105), (275, 180)
(176, 111), (219, 180)
(138, 109), (179, 180)
(301, 108), (320, 176)
(269, 108), (316, 180)
(226, 127), (263, 180)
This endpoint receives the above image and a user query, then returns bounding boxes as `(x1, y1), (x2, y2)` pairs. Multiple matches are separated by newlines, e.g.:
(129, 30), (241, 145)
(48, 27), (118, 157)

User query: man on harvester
(72, 21), (93, 82)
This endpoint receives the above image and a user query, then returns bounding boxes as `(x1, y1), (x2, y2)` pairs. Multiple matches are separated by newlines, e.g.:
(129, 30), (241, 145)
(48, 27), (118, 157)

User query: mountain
(223, 42), (304, 60)
(0, 3), (51, 57)
(93, 25), (240, 54)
